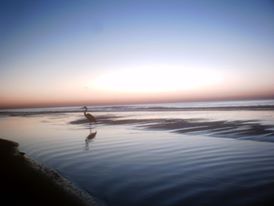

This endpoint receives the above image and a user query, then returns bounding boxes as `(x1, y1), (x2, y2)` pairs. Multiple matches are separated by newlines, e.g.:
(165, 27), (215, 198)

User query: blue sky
(1, 0), (274, 107)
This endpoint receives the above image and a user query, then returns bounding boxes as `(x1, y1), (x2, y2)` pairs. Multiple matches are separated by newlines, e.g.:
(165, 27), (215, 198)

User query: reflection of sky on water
(0, 111), (274, 206)
(1, 109), (274, 144)
(109, 110), (274, 126)
(0, 109), (274, 206)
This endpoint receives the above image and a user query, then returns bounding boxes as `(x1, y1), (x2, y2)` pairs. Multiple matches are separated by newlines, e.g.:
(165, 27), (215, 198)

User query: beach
(0, 138), (98, 206)
(1, 0), (274, 205)
(0, 100), (274, 206)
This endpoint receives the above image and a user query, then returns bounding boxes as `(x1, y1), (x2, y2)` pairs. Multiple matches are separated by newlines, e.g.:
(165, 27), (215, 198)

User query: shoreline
(0, 138), (101, 206)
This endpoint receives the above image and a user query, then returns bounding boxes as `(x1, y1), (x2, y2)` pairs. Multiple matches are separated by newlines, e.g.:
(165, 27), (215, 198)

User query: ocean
(1, 99), (274, 206)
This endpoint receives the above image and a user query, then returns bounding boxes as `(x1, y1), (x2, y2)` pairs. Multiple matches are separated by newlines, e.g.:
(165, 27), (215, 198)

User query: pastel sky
(1, 0), (274, 108)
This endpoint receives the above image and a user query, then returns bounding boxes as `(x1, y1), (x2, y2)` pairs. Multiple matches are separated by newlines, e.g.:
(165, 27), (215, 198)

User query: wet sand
(0, 138), (98, 206)
(71, 116), (274, 143)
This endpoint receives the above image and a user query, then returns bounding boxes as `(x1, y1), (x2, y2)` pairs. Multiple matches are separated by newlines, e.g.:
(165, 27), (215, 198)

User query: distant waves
(1, 101), (274, 116)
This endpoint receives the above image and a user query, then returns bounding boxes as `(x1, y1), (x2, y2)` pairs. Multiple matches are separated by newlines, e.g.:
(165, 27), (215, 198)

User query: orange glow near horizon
(0, 62), (274, 109)
(1, 69), (273, 109)
(1, 62), (273, 109)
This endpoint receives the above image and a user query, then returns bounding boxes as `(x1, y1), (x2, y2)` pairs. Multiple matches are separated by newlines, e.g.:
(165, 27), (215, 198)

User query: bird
(83, 106), (97, 125)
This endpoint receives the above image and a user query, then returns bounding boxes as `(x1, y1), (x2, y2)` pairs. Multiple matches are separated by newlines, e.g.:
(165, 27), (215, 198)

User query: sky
(0, 0), (274, 108)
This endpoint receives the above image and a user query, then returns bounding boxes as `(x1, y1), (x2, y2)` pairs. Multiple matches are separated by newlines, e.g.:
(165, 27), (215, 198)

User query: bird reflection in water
(85, 128), (97, 151)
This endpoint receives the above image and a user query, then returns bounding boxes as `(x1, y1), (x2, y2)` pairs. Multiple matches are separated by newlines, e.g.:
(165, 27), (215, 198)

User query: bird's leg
(85, 138), (89, 151)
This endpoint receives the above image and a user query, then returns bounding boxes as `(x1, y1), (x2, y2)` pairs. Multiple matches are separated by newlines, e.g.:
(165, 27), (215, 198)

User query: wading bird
(83, 106), (97, 125)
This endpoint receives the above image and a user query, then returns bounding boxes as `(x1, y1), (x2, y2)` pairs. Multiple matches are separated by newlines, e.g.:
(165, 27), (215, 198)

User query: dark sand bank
(71, 116), (274, 143)
(0, 138), (98, 206)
